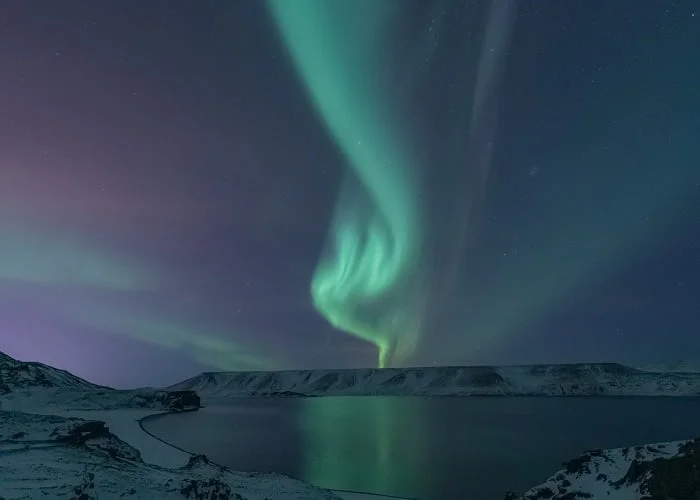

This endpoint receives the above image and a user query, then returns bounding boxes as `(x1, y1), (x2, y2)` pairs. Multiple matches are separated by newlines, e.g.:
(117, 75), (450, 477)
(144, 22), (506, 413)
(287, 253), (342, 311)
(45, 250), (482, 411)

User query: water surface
(143, 396), (700, 500)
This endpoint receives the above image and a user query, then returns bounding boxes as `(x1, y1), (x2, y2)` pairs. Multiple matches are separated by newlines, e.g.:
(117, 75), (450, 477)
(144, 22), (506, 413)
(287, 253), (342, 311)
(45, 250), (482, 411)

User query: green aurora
(0, 223), (153, 291)
(267, 0), (518, 367)
(267, 0), (425, 367)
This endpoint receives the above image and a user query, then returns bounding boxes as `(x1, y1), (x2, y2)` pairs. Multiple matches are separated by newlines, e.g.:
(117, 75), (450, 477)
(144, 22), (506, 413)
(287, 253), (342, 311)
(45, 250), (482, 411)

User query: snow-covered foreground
(3, 351), (700, 499)
(170, 363), (700, 401)
(0, 352), (411, 499)
(0, 351), (348, 499)
(505, 437), (700, 499)
(0, 405), (346, 500)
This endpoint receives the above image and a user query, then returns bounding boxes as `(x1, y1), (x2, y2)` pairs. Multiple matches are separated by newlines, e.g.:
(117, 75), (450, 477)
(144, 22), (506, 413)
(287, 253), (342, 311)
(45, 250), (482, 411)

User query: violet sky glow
(1, 1), (699, 388)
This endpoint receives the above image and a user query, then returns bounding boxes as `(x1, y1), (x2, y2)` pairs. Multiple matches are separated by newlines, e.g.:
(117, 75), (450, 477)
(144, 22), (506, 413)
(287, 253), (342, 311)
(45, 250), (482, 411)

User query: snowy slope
(0, 351), (104, 393)
(0, 411), (340, 500)
(170, 363), (700, 401)
(0, 351), (200, 412)
(0, 351), (343, 499)
(505, 437), (700, 500)
(637, 360), (700, 373)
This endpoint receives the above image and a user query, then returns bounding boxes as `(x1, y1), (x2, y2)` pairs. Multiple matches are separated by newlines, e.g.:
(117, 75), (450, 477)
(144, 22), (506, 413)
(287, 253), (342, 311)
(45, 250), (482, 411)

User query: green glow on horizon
(0, 224), (153, 291)
(71, 307), (272, 371)
(268, 0), (424, 367)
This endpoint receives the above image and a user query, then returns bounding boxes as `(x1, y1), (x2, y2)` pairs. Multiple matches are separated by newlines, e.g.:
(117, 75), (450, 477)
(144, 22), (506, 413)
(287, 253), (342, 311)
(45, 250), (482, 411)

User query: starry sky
(1, 1), (698, 388)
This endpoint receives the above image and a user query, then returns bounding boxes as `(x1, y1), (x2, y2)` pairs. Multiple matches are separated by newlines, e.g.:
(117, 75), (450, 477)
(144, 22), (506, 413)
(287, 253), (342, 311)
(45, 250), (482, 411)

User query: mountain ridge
(637, 360), (700, 373)
(0, 351), (107, 393)
(169, 362), (700, 400)
(0, 351), (199, 412)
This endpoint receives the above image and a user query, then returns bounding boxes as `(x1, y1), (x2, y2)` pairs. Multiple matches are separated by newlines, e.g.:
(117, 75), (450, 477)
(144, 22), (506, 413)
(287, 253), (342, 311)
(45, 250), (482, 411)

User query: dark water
(143, 396), (700, 500)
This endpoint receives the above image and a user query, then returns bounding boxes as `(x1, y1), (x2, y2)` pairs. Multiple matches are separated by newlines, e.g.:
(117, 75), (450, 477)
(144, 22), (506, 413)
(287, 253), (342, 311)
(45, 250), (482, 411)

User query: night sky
(1, 1), (698, 388)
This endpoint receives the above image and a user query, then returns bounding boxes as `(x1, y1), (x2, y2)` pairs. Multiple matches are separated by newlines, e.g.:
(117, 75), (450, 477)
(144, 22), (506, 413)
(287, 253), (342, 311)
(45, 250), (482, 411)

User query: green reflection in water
(298, 397), (430, 498)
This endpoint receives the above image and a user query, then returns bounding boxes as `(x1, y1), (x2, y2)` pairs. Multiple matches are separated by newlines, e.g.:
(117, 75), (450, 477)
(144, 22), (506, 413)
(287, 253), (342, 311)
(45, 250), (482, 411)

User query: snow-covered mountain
(170, 363), (700, 401)
(0, 351), (104, 393)
(637, 360), (700, 373)
(504, 437), (700, 500)
(0, 410), (339, 500)
(0, 351), (199, 412)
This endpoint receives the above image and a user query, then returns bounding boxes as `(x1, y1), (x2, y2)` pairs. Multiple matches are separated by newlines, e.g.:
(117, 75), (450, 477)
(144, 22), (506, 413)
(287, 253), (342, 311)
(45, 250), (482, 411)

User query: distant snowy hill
(505, 437), (700, 500)
(637, 360), (700, 373)
(170, 363), (700, 400)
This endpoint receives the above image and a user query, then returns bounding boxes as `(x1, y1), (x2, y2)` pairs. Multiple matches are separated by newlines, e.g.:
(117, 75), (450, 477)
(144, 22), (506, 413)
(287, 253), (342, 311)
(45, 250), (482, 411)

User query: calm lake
(142, 396), (700, 500)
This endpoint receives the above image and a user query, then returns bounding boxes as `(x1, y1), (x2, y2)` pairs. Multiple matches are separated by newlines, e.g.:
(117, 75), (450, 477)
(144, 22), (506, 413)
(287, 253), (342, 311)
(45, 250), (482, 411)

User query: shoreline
(138, 411), (203, 461)
(138, 407), (418, 500)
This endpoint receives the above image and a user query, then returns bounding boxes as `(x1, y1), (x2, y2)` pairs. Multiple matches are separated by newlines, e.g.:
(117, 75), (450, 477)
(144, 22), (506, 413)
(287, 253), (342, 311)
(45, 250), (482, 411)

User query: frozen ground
(0, 407), (346, 500)
(0, 351), (348, 499)
(505, 438), (700, 499)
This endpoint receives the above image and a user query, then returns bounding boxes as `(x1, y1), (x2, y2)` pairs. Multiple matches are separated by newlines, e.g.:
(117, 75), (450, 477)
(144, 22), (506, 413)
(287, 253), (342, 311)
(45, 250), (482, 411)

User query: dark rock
(562, 453), (593, 475)
(255, 373), (281, 391)
(70, 470), (97, 500)
(261, 391), (305, 398)
(468, 369), (505, 388)
(53, 421), (109, 444)
(616, 438), (700, 499)
(335, 373), (356, 390)
(180, 478), (238, 499)
(185, 454), (212, 467)
(311, 373), (339, 392)
(381, 373), (406, 386)
(156, 390), (201, 410)
(85, 434), (142, 461)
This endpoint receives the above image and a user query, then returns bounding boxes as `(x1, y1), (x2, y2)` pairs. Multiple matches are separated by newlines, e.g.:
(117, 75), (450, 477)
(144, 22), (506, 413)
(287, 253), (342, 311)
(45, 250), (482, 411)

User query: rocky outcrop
(615, 438), (700, 499)
(156, 390), (201, 410)
(52, 419), (110, 444)
(170, 363), (700, 400)
(180, 478), (237, 499)
(505, 437), (700, 499)
(1, 411), (143, 461)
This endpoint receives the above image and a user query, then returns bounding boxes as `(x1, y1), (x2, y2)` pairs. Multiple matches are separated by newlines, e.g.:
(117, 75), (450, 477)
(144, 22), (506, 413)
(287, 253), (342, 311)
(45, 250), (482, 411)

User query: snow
(0, 407), (344, 499)
(509, 439), (696, 499)
(0, 350), (347, 499)
(64, 409), (191, 468)
(169, 363), (700, 402)
(0, 349), (406, 499)
(4, 351), (697, 499)
(637, 360), (700, 373)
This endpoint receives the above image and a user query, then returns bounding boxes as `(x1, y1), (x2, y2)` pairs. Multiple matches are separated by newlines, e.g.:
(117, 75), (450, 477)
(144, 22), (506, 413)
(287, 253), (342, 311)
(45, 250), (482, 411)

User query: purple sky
(2, 1), (699, 388)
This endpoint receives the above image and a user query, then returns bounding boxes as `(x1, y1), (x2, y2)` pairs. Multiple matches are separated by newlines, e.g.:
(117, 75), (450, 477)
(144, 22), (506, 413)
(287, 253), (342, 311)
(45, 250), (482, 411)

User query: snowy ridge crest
(637, 360), (700, 373)
(170, 363), (700, 399)
(505, 438), (700, 499)
(0, 351), (104, 393)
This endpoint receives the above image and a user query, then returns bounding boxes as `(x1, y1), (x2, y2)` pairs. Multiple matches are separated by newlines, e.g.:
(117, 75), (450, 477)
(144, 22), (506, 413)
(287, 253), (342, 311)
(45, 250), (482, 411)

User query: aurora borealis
(2, 1), (699, 387)
(268, 0), (426, 368)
